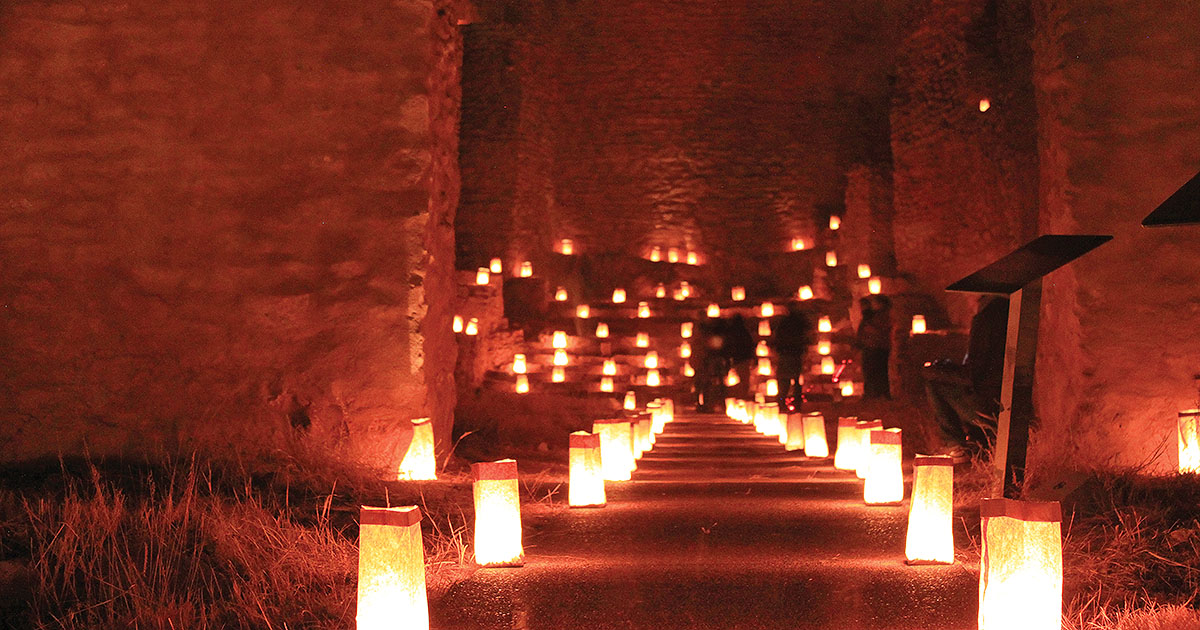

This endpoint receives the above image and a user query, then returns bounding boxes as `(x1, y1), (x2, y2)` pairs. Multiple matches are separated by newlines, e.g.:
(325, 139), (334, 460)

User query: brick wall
(457, 0), (901, 297)
(1031, 0), (1200, 474)
(890, 0), (1039, 326)
(0, 0), (461, 466)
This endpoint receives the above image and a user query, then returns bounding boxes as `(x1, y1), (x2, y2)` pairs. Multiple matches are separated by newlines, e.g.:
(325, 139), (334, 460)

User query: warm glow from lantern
(833, 417), (860, 470)
(603, 359), (617, 376)
(576, 304), (590, 318)
(515, 375), (529, 394)
(829, 215), (841, 230)
(766, 379), (779, 397)
(600, 376), (614, 392)
(489, 257), (503, 274)
(784, 414), (806, 451)
(758, 319), (771, 336)
(857, 264), (871, 279)
(798, 285), (814, 300)
(679, 342), (692, 358)
(679, 323), (693, 339)
(731, 286), (746, 301)
(397, 418), (436, 481)
(911, 314), (927, 334)
(472, 460), (523, 567)
(555, 287), (568, 302)
(707, 303), (720, 317)
(559, 238), (574, 255)
(637, 302), (651, 318)
(855, 420), (884, 479)
(864, 428), (904, 505)
(357, 505), (428, 630)
(595, 322), (609, 338)
(552, 330), (567, 349)
(758, 358), (773, 376)
(635, 332), (649, 348)
(868, 276), (882, 294)
(905, 455), (955, 564)
(519, 261), (533, 277)
(644, 351), (659, 369)
(818, 316), (832, 332)
(978, 499), (1063, 630)
(465, 318), (479, 335)
(553, 349), (568, 366)
(513, 354), (527, 374)
(725, 369), (740, 386)
(683, 362), (695, 377)
(593, 420), (636, 481)
(646, 369), (661, 387)
(667, 248), (680, 263)
(686, 251), (698, 265)
(453, 315), (464, 333)
(476, 267), (490, 285)
(623, 391), (636, 410)
(840, 381), (855, 396)
(612, 288), (626, 303)
(679, 281), (691, 298)
(790, 237), (808, 251)
(649, 246), (662, 262)
(979, 98), (991, 112)
(1179, 410), (1200, 473)
(821, 356), (835, 375)
(551, 366), (565, 382)
(818, 339), (831, 355)
(803, 412), (829, 457)
(760, 302), (775, 317)
(756, 341), (769, 357)
(655, 283), (666, 298)
(568, 432), (605, 508)
(825, 251), (838, 267)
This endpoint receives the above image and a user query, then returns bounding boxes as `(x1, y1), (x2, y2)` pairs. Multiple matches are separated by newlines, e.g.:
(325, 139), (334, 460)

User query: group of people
(689, 293), (1009, 458)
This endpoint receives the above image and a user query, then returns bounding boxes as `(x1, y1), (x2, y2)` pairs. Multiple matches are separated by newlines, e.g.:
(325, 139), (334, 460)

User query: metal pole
(993, 280), (1042, 498)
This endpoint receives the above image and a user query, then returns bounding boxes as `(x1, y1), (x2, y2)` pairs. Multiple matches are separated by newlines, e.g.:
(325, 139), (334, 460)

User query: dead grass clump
(1064, 603), (1200, 630)
(1, 455), (477, 630)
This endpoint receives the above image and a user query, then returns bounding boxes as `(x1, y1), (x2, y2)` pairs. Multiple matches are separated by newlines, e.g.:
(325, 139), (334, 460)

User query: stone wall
(0, 0), (461, 467)
(1030, 0), (1200, 474)
(890, 0), (1039, 326)
(457, 0), (902, 297)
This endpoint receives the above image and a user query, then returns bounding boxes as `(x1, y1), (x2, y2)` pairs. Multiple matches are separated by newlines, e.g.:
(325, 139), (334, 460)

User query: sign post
(947, 234), (1111, 497)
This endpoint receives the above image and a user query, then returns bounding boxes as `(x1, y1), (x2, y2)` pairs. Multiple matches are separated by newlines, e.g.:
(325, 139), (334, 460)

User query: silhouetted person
(694, 318), (727, 412)
(771, 306), (812, 408)
(856, 295), (892, 399)
(924, 296), (1009, 456)
(722, 314), (755, 399)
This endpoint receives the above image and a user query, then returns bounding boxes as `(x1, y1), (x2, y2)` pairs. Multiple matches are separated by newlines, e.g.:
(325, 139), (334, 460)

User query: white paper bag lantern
(551, 366), (565, 382)
(760, 302), (775, 317)
(679, 341), (692, 358)
(683, 362), (695, 377)
(707, 303), (721, 318)
(644, 351), (659, 369)
(818, 316), (832, 333)
(515, 375), (529, 394)
(554, 287), (568, 301)
(731, 286), (746, 301)
(649, 246), (662, 262)
(829, 215), (841, 230)
(791, 237), (808, 251)
(855, 420), (884, 479)
(357, 505), (428, 630)
(820, 356), (835, 375)
(552, 330), (568, 349)
(465, 318), (479, 335)
(798, 285), (814, 300)
(603, 359), (617, 376)
(553, 349), (568, 366)
(667, 247), (680, 263)
(637, 301), (651, 318)
(476, 267), (490, 285)
(595, 322), (609, 338)
(833, 416), (860, 470)
(784, 414), (806, 451)
(559, 238), (574, 255)
(519, 261), (533, 277)
(612, 288), (626, 303)
(654, 283), (666, 298)
(765, 378), (779, 397)
(593, 419), (636, 481)
(978, 499), (1063, 630)
(757, 358), (773, 376)
(623, 391), (636, 410)
(452, 315), (464, 333)
(646, 369), (661, 387)
(569, 432), (606, 508)
(817, 339), (831, 355)
(576, 304), (590, 318)
(857, 264), (871, 279)
(635, 332), (649, 348)
(911, 314), (927, 334)
(905, 455), (954, 564)
(686, 251), (699, 265)
(725, 368), (740, 387)
(1179, 409), (1200, 473)
(758, 319), (772, 336)
(398, 418), (437, 481)
(600, 376), (614, 392)
(802, 412), (829, 457)
(681, 322), (694, 338)
(472, 459), (524, 567)
(825, 251), (838, 267)
(756, 341), (769, 357)
(868, 276), (882, 294)
(864, 428), (903, 505)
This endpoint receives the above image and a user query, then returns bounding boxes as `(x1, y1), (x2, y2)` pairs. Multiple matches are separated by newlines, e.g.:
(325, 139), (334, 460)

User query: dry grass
(0, 454), (478, 630)
(1063, 603), (1200, 630)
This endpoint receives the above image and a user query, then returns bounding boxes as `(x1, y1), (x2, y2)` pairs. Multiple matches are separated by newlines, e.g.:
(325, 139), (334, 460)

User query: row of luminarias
(360, 401), (679, 629)
(722, 401), (1063, 629)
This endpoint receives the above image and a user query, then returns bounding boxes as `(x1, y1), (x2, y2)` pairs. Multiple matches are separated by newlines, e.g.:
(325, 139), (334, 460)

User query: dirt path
(431, 412), (977, 629)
